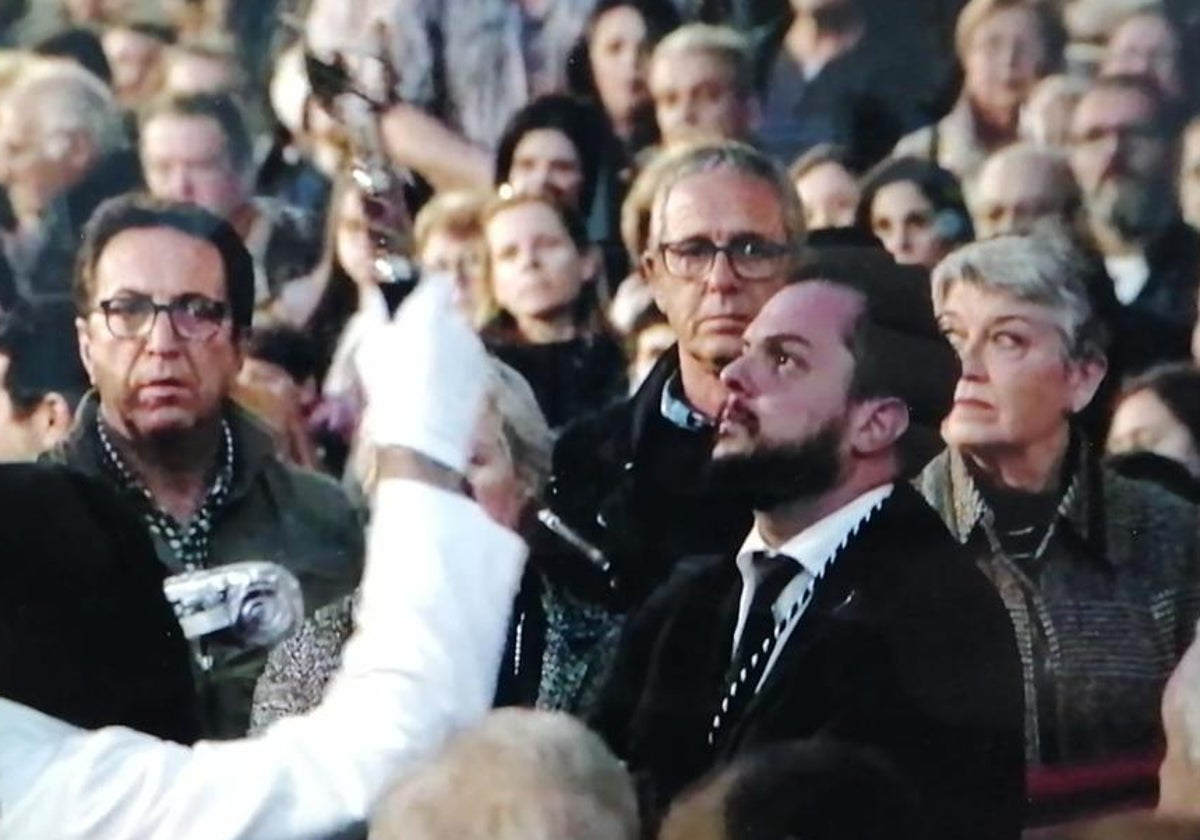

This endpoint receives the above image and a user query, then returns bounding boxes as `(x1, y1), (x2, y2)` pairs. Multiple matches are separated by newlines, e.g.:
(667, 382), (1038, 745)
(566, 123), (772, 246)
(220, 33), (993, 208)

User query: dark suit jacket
(592, 484), (1025, 840)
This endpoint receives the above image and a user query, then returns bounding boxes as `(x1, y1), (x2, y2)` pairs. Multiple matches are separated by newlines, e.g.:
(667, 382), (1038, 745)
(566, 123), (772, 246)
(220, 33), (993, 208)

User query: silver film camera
(163, 562), (304, 649)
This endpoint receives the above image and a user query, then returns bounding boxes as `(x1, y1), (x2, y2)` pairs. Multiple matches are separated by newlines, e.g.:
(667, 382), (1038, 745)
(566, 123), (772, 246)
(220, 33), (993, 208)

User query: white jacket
(0, 479), (526, 840)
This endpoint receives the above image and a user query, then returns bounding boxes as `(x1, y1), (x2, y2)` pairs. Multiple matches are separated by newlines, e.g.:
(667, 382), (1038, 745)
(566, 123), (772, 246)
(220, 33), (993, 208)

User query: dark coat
(591, 484), (1026, 840)
(0, 461), (199, 743)
(46, 394), (365, 738)
(547, 349), (753, 611)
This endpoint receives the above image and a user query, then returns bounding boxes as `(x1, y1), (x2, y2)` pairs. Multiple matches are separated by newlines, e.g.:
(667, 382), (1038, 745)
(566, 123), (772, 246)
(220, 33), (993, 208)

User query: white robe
(0, 479), (526, 840)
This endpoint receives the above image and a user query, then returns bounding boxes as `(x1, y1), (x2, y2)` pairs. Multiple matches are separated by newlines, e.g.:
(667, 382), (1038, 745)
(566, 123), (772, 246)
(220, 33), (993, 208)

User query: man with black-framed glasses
(45, 194), (364, 739)
(547, 142), (806, 640)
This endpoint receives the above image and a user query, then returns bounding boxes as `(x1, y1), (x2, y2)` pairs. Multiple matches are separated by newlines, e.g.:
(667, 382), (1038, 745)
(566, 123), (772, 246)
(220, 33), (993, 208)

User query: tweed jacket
(916, 446), (1200, 767)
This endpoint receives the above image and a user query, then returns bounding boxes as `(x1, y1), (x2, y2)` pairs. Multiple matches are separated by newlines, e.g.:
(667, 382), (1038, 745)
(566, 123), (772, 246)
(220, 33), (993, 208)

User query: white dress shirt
(0, 479), (526, 840)
(731, 484), (893, 689)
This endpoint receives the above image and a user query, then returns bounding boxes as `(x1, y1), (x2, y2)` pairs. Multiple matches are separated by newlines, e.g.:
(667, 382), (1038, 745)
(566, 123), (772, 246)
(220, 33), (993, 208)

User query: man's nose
(144, 308), (183, 352)
(703, 250), (741, 293)
(719, 352), (749, 391)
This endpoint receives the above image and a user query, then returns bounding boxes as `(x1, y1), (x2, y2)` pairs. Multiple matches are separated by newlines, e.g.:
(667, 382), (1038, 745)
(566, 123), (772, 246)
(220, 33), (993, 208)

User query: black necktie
(709, 551), (798, 744)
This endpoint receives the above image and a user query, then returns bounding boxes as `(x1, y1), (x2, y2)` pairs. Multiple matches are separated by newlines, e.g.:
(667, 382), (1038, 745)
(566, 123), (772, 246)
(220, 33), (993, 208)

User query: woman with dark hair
(494, 93), (633, 289)
(1108, 363), (1200, 482)
(566, 0), (681, 152)
(480, 192), (627, 430)
(856, 156), (974, 269)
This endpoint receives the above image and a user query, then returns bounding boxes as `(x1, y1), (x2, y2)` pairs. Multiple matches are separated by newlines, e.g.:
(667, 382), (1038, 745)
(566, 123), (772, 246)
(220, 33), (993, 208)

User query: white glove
(355, 273), (491, 474)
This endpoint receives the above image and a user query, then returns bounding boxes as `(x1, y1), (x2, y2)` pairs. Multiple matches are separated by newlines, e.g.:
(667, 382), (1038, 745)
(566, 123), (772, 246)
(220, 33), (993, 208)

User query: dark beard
(1092, 176), (1174, 241)
(706, 420), (844, 511)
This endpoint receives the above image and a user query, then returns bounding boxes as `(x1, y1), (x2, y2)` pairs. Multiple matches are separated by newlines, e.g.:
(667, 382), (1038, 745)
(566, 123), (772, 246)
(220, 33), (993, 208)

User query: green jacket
(46, 393), (365, 737)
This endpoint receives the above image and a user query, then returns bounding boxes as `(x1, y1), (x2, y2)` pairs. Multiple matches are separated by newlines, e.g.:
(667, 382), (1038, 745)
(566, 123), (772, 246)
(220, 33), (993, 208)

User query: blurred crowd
(7, 0), (1200, 837)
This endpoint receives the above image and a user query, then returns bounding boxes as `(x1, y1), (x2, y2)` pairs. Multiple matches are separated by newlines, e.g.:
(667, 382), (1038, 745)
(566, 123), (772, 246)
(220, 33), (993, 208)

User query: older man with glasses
(46, 194), (364, 740)
(548, 142), (806, 627)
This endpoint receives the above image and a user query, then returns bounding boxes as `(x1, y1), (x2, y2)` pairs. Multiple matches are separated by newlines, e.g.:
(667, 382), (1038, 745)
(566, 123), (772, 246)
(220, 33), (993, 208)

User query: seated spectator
(102, 21), (173, 110)
(253, 358), (624, 724)
(648, 23), (757, 150)
(660, 740), (923, 840)
(594, 259), (1021, 839)
(0, 300), (88, 461)
(1107, 363), (1200, 481)
(789, 143), (860, 230)
(1100, 7), (1186, 116)
(140, 92), (322, 307)
(567, 0), (682, 154)
(369, 709), (638, 840)
(972, 143), (1081, 238)
(493, 94), (626, 283)
(894, 0), (1063, 190)
(916, 229), (1200, 768)
(0, 276), (527, 838)
(481, 193), (627, 429)
(1021, 73), (1089, 149)
(1067, 74), (1198, 332)
(856, 156), (974, 270)
(0, 58), (139, 302)
(51, 194), (364, 738)
(413, 189), (490, 327)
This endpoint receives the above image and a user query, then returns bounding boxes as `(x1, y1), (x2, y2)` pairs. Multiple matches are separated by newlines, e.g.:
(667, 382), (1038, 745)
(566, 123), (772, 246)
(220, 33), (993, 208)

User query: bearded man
(592, 263), (1026, 840)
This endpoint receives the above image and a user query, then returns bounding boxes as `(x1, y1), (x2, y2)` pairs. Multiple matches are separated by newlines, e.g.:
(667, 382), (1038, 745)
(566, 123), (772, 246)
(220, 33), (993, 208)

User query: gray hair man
(548, 141), (804, 613)
(0, 59), (138, 301)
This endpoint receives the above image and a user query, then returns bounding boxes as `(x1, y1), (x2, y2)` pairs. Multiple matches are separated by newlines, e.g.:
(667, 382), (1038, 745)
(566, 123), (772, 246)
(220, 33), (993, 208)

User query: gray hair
(369, 709), (638, 840)
(647, 140), (807, 256)
(488, 359), (553, 500)
(8, 60), (125, 156)
(930, 227), (1109, 363)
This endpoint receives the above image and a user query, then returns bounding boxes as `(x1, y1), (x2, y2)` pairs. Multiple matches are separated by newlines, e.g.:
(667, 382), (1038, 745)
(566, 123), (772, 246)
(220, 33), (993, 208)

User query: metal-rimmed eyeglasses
(94, 294), (230, 341)
(650, 236), (792, 281)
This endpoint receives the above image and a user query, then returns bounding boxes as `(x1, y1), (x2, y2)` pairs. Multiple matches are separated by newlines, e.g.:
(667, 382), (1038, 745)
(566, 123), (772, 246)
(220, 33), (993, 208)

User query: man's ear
(1067, 355), (1108, 414)
(35, 392), (74, 449)
(848, 397), (910, 458)
(76, 316), (95, 385)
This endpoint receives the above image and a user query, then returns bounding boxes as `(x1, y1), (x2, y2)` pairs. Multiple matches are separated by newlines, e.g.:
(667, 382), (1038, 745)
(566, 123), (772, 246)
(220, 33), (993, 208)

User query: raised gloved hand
(355, 272), (491, 475)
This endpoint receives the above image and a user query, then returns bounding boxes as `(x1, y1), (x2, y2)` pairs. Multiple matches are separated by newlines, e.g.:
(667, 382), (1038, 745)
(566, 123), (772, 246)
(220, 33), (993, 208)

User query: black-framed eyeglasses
(652, 236), (792, 281)
(95, 294), (230, 341)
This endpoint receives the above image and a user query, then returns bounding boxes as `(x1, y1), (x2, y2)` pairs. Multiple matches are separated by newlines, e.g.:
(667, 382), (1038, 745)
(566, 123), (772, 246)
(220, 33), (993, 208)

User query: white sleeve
(0, 479), (525, 840)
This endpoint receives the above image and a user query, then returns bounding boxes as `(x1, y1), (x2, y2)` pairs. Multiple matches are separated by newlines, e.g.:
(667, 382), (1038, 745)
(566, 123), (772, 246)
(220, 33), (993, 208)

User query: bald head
(973, 143), (1080, 239)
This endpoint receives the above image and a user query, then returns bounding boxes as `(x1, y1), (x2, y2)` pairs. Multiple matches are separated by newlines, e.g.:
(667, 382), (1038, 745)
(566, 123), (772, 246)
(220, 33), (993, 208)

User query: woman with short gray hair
(916, 229), (1200, 771)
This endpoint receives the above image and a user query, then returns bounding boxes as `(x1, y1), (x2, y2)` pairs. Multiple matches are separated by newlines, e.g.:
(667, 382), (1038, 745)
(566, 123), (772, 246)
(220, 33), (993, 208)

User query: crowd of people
(5, 0), (1200, 837)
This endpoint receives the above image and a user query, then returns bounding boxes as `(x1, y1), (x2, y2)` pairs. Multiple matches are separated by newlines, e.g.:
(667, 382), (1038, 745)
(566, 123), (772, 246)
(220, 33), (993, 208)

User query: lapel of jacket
(714, 491), (900, 755)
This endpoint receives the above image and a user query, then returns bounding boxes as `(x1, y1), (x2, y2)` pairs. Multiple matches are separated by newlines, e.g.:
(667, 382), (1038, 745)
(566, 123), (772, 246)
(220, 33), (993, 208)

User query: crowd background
(7, 0), (1200, 837)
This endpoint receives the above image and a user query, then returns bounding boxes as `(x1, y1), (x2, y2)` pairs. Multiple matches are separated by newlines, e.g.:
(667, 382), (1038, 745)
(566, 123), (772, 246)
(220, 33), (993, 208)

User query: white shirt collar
(730, 483), (893, 667)
(735, 483), (894, 582)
